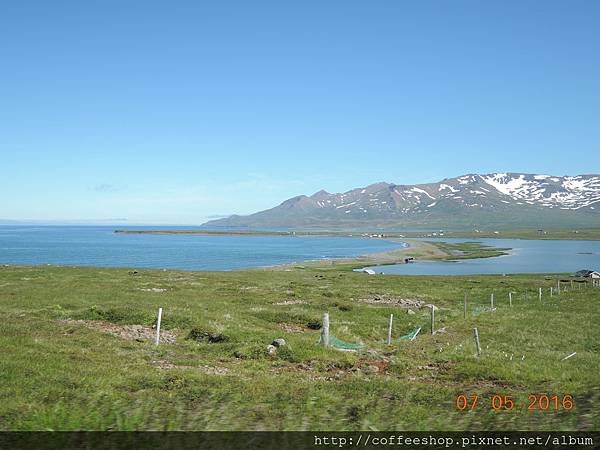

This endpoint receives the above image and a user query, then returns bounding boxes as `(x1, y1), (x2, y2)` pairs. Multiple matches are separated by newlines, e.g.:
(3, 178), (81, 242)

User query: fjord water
(0, 226), (403, 271)
(367, 238), (600, 275)
(2, 227), (599, 274)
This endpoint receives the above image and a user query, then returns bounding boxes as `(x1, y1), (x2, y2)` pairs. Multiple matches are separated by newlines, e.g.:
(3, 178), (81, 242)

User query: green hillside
(1, 265), (599, 430)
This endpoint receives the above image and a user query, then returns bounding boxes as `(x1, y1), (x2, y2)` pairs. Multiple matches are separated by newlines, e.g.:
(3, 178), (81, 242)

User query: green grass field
(428, 241), (510, 260)
(1, 265), (599, 431)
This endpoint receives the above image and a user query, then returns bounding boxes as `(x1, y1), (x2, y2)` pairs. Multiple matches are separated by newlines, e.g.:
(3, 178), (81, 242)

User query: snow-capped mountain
(205, 173), (600, 229)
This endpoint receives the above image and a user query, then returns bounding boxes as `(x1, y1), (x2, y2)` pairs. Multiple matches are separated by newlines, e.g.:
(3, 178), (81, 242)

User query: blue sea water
(2, 227), (599, 274)
(0, 226), (403, 271)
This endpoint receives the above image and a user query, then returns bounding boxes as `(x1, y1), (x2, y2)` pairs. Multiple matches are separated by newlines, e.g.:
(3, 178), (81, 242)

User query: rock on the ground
(266, 344), (277, 355)
(272, 338), (286, 347)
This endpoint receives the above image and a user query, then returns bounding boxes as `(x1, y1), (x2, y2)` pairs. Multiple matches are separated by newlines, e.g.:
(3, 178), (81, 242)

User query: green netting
(318, 334), (365, 349)
(398, 327), (421, 341)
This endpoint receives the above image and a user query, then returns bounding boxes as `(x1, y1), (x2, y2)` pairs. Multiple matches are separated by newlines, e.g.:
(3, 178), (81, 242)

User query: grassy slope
(1, 265), (599, 431)
(404, 229), (600, 241)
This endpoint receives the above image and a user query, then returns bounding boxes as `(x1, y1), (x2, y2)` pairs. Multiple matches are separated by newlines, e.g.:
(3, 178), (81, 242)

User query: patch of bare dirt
(270, 358), (392, 381)
(358, 359), (390, 373)
(151, 360), (230, 375)
(270, 362), (350, 381)
(360, 294), (424, 309)
(416, 360), (455, 372)
(200, 366), (230, 376)
(278, 323), (305, 333)
(64, 320), (177, 344)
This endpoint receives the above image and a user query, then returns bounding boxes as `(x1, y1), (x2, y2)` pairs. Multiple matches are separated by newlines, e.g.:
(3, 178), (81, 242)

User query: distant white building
(575, 269), (600, 278)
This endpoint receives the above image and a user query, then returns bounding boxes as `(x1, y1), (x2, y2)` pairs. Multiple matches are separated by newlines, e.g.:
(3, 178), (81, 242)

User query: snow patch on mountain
(481, 174), (528, 196)
(479, 173), (600, 209)
(439, 184), (458, 193)
(410, 187), (435, 199)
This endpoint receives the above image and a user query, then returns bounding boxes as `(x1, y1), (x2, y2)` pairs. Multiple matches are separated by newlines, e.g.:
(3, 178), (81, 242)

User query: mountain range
(204, 173), (600, 229)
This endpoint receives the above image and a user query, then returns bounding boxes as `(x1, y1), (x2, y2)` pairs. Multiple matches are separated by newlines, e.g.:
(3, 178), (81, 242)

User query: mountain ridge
(205, 173), (600, 229)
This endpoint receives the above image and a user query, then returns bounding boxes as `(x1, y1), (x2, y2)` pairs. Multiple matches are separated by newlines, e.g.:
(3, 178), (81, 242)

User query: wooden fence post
(430, 306), (435, 335)
(387, 314), (393, 345)
(490, 293), (494, 309)
(509, 292), (512, 307)
(539, 287), (542, 302)
(473, 327), (481, 358)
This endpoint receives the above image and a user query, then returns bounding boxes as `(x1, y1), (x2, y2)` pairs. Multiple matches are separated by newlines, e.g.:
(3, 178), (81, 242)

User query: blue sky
(1, 1), (598, 224)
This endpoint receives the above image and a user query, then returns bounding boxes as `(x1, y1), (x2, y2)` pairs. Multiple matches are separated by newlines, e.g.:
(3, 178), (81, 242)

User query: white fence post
(155, 307), (163, 346)
(322, 312), (330, 347)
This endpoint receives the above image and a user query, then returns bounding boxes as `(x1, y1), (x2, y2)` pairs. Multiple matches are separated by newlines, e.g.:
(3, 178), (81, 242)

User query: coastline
(113, 228), (600, 240)
(114, 229), (512, 271)
(263, 239), (457, 271)
(0, 238), (509, 273)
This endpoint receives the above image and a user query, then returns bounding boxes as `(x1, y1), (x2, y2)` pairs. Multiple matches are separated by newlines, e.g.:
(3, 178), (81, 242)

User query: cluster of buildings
(575, 269), (600, 278)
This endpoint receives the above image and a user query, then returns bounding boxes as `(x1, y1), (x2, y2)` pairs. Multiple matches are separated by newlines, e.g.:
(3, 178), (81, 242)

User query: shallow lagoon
(366, 238), (600, 275)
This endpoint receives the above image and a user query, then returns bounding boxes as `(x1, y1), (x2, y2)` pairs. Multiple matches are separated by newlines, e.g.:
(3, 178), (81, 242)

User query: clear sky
(1, 1), (598, 224)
